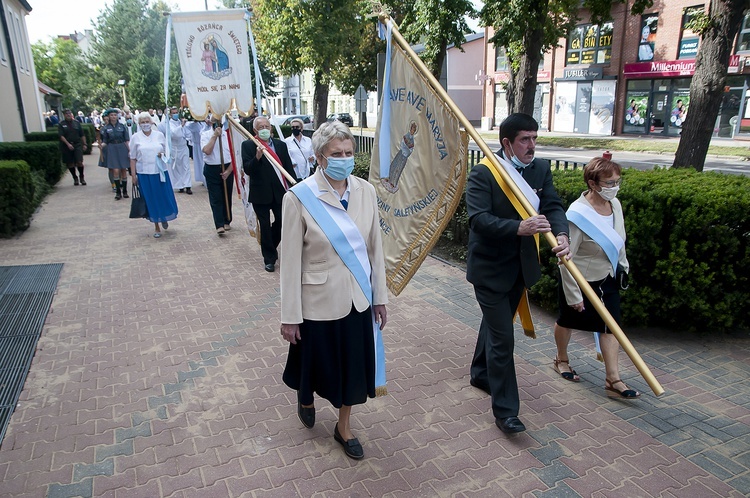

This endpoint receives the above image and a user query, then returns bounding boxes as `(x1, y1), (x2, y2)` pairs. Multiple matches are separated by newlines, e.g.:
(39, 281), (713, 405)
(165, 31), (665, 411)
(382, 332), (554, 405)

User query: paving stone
(2, 157), (750, 498)
(47, 478), (93, 498)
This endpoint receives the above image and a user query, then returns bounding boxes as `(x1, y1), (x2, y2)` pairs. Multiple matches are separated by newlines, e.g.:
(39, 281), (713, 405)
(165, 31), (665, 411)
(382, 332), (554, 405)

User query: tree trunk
(313, 70), (329, 130)
(431, 39), (448, 81)
(673, 0), (748, 171)
(508, 25), (544, 115)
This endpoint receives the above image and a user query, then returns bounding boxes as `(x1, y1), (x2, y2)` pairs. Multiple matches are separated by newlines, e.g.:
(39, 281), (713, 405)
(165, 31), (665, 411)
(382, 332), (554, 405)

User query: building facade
(276, 31), (485, 129)
(1, 0), (44, 141)
(482, 2), (750, 138)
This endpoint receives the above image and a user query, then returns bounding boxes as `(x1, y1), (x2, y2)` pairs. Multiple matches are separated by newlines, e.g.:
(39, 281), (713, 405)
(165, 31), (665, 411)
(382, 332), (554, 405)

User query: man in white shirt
(283, 118), (315, 182)
(200, 116), (234, 235)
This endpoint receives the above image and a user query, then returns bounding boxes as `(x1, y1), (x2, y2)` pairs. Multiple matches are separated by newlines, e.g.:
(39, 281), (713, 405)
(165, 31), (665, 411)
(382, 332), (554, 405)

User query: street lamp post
(117, 79), (127, 109)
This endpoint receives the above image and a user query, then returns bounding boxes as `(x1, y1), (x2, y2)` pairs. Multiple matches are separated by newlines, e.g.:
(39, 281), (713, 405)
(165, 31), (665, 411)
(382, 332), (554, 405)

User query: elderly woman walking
(552, 157), (638, 398)
(129, 112), (178, 238)
(280, 121), (388, 460)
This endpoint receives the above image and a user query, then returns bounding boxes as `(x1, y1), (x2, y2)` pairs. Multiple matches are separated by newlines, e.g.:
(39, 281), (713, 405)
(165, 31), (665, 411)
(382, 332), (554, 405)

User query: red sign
(625, 56), (740, 78)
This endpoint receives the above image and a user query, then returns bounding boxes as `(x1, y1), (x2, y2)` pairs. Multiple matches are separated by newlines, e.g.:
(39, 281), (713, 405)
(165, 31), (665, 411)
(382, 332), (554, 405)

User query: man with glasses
(284, 118), (315, 182)
(241, 116), (296, 272)
(466, 113), (570, 435)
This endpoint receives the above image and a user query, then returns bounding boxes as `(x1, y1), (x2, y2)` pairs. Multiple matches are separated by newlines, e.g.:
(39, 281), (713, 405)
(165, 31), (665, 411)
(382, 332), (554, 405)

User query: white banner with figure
(171, 10), (253, 118)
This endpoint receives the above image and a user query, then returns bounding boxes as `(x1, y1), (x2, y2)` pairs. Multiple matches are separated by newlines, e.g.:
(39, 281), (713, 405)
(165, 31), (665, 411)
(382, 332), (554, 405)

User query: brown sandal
(553, 358), (580, 382)
(605, 379), (640, 398)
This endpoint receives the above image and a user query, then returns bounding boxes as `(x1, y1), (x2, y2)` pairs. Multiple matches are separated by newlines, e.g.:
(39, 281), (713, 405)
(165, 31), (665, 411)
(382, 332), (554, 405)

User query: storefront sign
(625, 60), (695, 78)
(559, 67), (603, 81)
(625, 56), (740, 78)
(679, 38), (699, 59)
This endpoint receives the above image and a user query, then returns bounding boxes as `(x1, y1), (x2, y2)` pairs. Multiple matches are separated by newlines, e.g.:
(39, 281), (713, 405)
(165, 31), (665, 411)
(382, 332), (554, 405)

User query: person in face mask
(284, 118), (315, 182)
(241, 116), (297, 270)
(158, 106), (192, 194)
(466, 113), (570, 435)
(129, 111), (178, 238)
(553, 157), (637, 398)
(279, 120), (388, 461)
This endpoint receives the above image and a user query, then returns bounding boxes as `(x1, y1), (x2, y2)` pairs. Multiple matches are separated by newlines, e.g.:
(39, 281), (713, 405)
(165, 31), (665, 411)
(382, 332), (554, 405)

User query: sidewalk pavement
(0, 153), (749, 497)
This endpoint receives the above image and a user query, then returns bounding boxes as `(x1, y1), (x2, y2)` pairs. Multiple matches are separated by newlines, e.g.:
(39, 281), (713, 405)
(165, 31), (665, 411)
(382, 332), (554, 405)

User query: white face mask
(140, 123), (152, 132)
(597, 185), (619, 201)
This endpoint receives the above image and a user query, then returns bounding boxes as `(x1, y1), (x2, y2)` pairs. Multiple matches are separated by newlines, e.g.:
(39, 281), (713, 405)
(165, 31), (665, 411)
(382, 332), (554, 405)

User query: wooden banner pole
(380, 13), (663, 396)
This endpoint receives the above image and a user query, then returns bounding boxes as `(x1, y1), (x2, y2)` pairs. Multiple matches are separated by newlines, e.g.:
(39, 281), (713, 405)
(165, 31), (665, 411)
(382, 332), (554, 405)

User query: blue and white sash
(567, 201), (624, 274)
(495, 153), (540, 212)
(290, 179), (387, 395)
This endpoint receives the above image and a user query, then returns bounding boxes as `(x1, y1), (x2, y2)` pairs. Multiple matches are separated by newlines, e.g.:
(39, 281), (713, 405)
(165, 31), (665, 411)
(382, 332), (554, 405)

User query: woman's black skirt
(283, 305), (375, 408)
(557, 274), (622, 333)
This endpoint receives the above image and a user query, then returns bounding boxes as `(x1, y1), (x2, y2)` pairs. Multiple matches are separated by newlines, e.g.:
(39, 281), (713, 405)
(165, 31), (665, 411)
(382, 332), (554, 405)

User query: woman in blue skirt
(129, 112), (178, 238)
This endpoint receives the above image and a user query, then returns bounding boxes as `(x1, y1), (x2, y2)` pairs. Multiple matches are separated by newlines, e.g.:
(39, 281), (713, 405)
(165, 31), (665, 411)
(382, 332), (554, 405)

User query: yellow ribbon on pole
(380, 13), (663, 396)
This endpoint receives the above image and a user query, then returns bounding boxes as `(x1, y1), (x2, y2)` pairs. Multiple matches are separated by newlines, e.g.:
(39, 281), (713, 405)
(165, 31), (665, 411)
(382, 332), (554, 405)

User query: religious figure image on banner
(371, 37), (468, 296)
(381, 121), (417, 193)
(171, 9), (253, 118)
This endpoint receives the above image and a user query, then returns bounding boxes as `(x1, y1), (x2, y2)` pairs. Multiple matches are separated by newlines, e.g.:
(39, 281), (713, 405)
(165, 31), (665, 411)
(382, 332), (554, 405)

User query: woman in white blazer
(553, 157), (638, 399)
(280, 121), (388, 460)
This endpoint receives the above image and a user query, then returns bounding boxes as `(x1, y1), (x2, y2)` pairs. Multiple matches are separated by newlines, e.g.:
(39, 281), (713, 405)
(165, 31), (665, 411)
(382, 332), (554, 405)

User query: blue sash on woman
(567, 201), (624, 275)
(290, 180), (387, 396)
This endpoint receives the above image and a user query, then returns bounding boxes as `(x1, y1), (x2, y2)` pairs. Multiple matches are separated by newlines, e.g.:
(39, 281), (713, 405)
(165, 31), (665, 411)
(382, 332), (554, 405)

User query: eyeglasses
(291, 126), (301, 130)
(599, 178), (622, 188)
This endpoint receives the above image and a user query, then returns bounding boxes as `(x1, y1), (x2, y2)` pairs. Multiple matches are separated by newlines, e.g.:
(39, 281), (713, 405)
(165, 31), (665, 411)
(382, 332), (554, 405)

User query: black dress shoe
(298, 398), (315, 429)
(334, 424), (364, 460)
(264, 263), (275, 272)
(496, 416), (526, 434)
(470, 378), (491, 395)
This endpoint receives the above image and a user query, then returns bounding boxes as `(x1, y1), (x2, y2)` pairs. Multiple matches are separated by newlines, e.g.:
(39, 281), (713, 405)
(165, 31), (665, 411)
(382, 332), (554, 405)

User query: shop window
(736, 12), (750, 52)
(623, 80), (650, 134)
(638, 14), (658, 62)
(679, 5), (704, 59)
(566, 22), (613, 66)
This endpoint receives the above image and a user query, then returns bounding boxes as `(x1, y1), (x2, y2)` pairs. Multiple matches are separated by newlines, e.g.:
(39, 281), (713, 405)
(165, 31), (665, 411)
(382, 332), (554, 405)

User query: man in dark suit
(241, 116), (296, 272)
(466, 113), (570, 434)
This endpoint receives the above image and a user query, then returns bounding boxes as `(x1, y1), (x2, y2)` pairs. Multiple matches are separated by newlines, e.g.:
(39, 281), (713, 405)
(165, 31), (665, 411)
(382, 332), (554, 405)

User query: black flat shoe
(496, 416), (526, 434)
(298, 397), (315, 429)
(334, 424), (364, 460)
(264, 263), (275, 272)
(470, 378), (491, 395)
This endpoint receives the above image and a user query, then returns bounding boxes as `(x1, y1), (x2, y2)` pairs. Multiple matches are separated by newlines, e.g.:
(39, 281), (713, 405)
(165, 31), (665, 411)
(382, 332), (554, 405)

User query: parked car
(327, 113), (354, 127)
(281, 114), (314, 130)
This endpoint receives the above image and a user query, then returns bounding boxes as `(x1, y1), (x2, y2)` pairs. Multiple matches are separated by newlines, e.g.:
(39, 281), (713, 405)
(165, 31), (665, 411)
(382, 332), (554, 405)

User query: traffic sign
(355, 84), (368, 101)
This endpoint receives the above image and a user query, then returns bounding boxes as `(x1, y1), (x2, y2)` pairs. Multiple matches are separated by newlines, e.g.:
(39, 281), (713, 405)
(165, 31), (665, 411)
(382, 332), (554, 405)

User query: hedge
(25, 131), (60, 142)
(81, 124), (95, 154)
(527, 168), (750, 332)
(0, 142), (63, 186)
(0, 161), (36, 237)
(34, 125), (94, 154)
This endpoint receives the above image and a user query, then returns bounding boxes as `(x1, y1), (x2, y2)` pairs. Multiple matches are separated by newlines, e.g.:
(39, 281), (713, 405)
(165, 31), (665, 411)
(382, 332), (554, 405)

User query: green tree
(252, 0), (368, 128)
(31, 38), (92, 111)
(400, 0), (478, 80)
(673, 1), (750, 172)
(89, 0), (180, 111)
(480, 0), (651, 116)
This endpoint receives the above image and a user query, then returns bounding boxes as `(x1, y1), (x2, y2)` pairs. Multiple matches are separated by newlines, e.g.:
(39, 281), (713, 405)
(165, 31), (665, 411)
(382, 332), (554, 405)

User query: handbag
(129, 184), (149, 219)
(616, 264), (629, 291)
